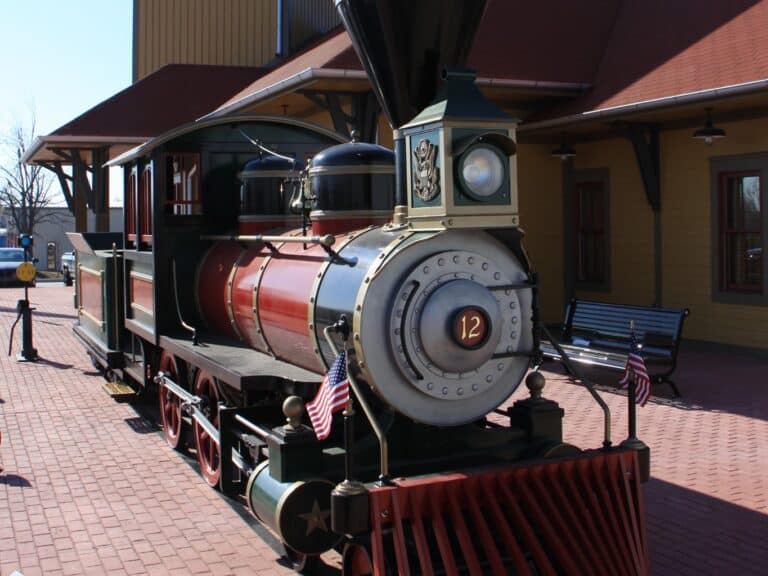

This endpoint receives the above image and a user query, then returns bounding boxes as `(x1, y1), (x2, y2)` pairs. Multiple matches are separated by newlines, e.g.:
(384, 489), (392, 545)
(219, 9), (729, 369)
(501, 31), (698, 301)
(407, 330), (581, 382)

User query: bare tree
(0, 116), (57, 236)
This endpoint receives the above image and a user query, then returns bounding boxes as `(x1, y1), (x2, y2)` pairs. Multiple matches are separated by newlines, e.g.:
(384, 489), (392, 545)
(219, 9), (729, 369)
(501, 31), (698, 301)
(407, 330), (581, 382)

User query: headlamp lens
(461, 146), (504, 198)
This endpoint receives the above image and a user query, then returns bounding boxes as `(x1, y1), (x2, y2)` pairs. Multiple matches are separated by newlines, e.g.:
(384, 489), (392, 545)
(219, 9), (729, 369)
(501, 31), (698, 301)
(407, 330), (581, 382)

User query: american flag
(619, 332), (651, 407)
(306, 350), (349, 440)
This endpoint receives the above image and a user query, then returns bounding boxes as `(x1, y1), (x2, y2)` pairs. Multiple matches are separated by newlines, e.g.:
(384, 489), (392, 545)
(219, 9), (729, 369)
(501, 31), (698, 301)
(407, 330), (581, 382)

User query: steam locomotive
(70, 1), (649, 573)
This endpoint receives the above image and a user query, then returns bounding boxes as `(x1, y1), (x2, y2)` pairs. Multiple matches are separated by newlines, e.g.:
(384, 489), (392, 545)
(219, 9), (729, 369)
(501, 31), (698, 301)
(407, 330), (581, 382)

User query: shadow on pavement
(646, 477), (768, 575)
(35, 357), (74, 370)
(0, 473), (33, 488)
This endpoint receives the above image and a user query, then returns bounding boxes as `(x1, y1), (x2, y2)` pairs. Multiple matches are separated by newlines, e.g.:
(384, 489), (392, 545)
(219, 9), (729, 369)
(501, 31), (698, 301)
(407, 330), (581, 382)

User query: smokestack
(335, 0), (488, 129)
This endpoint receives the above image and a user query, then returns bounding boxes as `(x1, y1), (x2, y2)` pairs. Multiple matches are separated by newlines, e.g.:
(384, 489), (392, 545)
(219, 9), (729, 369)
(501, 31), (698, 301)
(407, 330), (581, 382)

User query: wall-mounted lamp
(692, 108), (726, 145)
(551, 133), (576, 160)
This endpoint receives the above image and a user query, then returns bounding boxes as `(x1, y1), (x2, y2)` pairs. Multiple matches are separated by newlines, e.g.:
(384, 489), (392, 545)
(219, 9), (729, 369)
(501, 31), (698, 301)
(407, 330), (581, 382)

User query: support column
(71, 149), (90, 232)
(92, 147), (110, 231)
(623, 124), (662, 306)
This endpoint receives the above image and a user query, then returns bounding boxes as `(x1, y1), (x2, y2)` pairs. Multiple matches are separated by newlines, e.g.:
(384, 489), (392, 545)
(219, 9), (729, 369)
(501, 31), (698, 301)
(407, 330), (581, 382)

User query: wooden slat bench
(541, 299), (690, 397)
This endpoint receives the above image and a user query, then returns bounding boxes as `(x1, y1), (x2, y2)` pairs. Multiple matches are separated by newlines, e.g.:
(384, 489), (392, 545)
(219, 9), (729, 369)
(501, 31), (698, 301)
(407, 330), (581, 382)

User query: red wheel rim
(158, 352), (184, 449)
(193, 370), (221, 487)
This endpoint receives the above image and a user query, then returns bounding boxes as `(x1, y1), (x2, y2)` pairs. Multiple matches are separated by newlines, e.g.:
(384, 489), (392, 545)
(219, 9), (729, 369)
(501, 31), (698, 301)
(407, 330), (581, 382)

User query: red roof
(556, 0), (768, 116)
(216, 0), (768, 123)
(53, 64), (265, 138)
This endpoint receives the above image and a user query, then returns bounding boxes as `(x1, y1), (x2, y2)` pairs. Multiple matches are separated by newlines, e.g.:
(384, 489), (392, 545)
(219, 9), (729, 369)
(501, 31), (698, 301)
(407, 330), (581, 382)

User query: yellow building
(28, 0), (768, 351)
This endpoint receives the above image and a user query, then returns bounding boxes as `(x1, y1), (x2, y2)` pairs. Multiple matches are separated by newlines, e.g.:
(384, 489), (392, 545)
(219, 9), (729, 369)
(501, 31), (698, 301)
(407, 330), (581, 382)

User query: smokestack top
(335, 0), (489, 129)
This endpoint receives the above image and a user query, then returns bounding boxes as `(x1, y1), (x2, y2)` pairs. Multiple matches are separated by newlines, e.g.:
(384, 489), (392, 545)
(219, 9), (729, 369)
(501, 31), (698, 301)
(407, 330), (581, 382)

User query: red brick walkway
(1, 283), (767, 575)
(0, 285), (301, 576)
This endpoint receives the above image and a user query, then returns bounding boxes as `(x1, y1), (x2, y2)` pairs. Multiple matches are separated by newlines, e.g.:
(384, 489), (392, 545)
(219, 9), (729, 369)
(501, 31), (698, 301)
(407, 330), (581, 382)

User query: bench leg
(656, 376), (681, 398)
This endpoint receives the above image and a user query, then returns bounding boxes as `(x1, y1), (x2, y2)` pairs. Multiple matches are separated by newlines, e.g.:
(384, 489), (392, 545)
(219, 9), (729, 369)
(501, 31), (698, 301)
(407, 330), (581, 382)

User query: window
(573, 173), (609, 289)
(165, 153), (201, 216)
(711, 154), (767, 305)
(126, 167), (137, 247)
(719, 171), (762, 292)
(139, 163), (153, 246)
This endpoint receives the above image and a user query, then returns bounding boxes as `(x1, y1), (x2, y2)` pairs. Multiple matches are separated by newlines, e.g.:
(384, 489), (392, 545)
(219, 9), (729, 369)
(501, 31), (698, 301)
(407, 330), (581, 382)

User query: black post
(620, 322), (650, 481)
(17, 236), (38, 362)
(343, 398), (355, 482)
(627, 368), (638, 440)
(17, 299), (37, 362)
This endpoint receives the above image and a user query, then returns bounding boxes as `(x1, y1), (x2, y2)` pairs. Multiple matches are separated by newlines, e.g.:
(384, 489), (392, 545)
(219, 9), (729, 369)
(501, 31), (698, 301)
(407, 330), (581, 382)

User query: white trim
(520, 78), (768, 132)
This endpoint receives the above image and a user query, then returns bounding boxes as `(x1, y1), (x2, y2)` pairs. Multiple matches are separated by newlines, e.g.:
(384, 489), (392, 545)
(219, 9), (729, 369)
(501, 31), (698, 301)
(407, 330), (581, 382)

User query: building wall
(517, 144), (566, 325)
(662, 117), (768, 348)
(134, 0), (279, 81)
(133, 0), (340, 81)
(570, 137), (656, 307)
(516, 117), (768, 349)
(31, 208), (123, 269)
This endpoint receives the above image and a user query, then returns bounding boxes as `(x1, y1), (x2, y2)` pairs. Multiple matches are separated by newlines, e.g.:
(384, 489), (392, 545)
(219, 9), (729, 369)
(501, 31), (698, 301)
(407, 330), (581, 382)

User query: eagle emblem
(413, 139), (440, 202)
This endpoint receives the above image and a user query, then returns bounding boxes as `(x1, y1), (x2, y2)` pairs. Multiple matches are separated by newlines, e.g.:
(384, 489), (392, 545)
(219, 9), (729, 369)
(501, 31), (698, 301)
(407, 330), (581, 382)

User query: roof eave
(519, 77), (768, 133)
(206, 68), (592, 120)
(23, 135), (150, 165)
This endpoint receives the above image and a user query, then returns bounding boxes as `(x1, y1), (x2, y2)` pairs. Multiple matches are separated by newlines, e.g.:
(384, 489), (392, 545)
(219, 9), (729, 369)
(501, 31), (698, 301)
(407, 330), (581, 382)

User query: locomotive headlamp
(400, 70), (519, 229)
(459, 145), (505, 199)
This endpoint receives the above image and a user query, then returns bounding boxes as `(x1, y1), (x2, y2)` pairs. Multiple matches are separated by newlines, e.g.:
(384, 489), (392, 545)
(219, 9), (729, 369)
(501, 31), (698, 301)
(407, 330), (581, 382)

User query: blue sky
(0, 0), (132, 137)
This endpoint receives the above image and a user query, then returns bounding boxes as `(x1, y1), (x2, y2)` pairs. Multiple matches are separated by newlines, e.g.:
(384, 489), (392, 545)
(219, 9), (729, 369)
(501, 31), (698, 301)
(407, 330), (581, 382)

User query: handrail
(323, 324), (390, 483)
(201, 233), (335, 247)
(540, 324), (612, 448)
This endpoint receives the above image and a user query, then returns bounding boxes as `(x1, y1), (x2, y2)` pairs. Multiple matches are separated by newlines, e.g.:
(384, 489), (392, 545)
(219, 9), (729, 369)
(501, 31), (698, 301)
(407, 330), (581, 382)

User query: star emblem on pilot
(299, 499), (331, 535)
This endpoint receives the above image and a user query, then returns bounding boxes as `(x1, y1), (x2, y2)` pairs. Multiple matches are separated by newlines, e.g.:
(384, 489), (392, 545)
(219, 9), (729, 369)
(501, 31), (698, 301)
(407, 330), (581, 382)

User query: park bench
(540, 299), (690, 397)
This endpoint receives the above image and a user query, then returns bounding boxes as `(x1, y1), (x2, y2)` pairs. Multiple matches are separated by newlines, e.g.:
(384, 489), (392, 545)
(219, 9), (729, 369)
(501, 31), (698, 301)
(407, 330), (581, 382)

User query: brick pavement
(0, 285), (307, 576)
(0, 283), (766, 575)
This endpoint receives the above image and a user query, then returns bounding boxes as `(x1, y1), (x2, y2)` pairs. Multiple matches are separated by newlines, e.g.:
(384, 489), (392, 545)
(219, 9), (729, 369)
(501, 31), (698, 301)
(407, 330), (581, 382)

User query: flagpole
(620, 320), (651, 482)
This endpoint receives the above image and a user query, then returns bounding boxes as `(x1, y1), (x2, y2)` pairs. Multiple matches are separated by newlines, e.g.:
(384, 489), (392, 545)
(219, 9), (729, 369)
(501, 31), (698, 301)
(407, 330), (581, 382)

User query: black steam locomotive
(70, 1), (649, 573)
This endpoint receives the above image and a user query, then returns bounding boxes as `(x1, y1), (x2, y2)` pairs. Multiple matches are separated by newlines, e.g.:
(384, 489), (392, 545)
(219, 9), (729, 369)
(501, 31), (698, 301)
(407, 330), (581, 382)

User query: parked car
(61, 251), (75, 273)
(0, 248), (33, 287)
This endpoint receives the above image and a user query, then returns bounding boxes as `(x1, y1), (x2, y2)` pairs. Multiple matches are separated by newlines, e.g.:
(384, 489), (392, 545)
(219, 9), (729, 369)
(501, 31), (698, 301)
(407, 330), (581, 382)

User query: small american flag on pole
(306, 350), (350, 440)
(619, 331), (651, 407)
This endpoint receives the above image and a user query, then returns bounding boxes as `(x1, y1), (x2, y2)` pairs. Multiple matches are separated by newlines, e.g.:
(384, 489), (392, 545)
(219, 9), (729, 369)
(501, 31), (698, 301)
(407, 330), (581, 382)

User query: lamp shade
(693, 109), (726, 144)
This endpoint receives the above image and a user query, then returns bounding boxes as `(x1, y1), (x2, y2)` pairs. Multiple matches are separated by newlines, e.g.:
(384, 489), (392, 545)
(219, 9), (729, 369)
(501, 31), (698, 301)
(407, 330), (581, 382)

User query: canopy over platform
(206, 0), (768, 143)
(24, 64), (265, 232)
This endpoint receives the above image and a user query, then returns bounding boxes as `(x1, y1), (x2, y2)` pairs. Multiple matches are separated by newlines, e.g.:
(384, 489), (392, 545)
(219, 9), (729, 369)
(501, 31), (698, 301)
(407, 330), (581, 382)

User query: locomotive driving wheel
(158, 351), (186, 450)
(193, 370), (222, 487)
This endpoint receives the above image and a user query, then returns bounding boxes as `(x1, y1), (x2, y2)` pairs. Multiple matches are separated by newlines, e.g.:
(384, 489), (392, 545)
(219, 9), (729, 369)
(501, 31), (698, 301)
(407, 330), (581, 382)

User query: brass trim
(308, 209), (393, 220)
(78, 264), (103, 278)
(239, 214), (302, 223)
(239, 169), (298, 179)
(252, 230), (303, 356)
(226, 250), (246, 342)
(129, 270), (153, 282)
(308, 227), (375, 370)
(79, 307), (105, 329)
(308, 164), (395, 176)
(130, 301), (154, 316)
